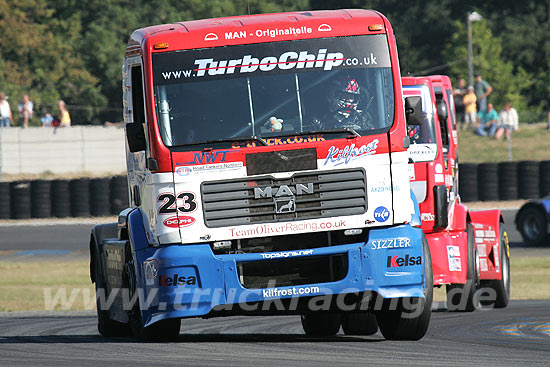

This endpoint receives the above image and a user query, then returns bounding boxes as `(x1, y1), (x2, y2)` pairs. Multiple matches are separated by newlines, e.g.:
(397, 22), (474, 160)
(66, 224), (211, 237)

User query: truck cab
(90, 10), (432, 340)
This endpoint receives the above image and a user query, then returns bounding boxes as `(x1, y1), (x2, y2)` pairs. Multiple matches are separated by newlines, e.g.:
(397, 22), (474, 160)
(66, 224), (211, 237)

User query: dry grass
(458, 123), (550, 163)
(1, 256), (548, 312)
(0, 260), (94, 311)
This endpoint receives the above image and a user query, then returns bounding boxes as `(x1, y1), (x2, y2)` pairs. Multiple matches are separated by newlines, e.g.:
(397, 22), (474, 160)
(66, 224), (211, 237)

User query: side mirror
(436, 99), (448, 122)
(126, 123), (146, 152)
(433, 185), (449, 230)
(405, 96), (422, 126)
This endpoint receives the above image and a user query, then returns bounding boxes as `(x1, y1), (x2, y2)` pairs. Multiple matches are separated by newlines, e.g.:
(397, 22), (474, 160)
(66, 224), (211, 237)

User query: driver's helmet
(330, 78), (361, 112)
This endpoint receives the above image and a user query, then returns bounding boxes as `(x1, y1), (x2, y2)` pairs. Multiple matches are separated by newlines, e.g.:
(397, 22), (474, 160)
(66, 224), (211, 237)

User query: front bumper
(137, 224), (426, 327)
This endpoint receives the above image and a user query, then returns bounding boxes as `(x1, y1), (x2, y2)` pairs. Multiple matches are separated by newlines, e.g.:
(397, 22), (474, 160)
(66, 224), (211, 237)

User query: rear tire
(446, 223), (478, 312)
(341, 312), (378, 336)
(301, 313), (341, 336)
(376, 234), (432, 340)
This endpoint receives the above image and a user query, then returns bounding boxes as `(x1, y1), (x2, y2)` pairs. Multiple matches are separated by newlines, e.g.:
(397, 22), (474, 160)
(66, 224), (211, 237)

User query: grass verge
(1, 256), (548, 312)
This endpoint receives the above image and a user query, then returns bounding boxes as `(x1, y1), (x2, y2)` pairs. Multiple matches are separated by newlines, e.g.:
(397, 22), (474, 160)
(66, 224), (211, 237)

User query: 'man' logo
(160, 274), (197, 286)
(184, 150), (230, 165)
(253, 183), (314, 199)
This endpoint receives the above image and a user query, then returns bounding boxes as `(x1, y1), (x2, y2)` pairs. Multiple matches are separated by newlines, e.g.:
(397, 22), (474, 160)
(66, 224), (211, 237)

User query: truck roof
(127, 9), (388, 53)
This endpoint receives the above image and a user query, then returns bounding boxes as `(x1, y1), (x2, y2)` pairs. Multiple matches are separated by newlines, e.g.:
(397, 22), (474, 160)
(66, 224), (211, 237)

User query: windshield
(403, 85), (438, 162)
(152, 35), (394, 149)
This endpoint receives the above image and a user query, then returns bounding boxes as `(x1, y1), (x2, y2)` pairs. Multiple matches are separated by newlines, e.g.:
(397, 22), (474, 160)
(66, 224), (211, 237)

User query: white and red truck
(403, 75), (510, 311)
(90, 9), (433, 340)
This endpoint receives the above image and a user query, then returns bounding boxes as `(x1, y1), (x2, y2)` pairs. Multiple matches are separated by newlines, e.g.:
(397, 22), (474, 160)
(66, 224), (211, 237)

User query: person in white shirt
(0, 92), (12, 128)
(494, 102), (519, 140)
(18, 94), (33, 128)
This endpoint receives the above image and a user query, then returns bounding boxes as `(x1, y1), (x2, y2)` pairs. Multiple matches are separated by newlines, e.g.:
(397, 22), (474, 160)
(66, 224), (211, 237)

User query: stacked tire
(0, 182), (11, 219)
(10, 181), (31, 219)
(459, 163), (478, 202)
(110, 176), (129, 215)
(540, 160), (550, 197)
(90, 178), (111, 217)
(518, 161), (540, 199)
(69, 178), (91, 217)
(31, 180), (51, 218)
(51, 180), (71, 218)
(477, 163), (498, 201)
(498, 162), (518, 200)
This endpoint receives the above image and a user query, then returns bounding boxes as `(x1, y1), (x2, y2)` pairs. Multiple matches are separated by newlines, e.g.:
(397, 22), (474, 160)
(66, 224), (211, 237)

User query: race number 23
(158, 192), (197, 214)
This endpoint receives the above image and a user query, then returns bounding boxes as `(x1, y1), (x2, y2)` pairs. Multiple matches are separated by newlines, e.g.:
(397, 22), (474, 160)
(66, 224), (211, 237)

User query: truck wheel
(341, 312), (378, 335)
(481, 228), (511, 308)
(123, 257), (181, 341)
(93, 251), (130, 337)
(376, 234), (432, 340)
(300, 313), (341, 336)
(446, 223), (478, 312)
(516, 205), (547, 244)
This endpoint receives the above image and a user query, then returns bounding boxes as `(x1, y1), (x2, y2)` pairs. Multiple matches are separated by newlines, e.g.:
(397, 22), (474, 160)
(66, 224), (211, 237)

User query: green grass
(457, 123), (550, 163)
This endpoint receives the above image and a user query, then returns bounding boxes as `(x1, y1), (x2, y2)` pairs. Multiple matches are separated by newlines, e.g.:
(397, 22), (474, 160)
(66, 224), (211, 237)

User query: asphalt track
(0, 300), (549, 367)
(0, 208), (549, 365)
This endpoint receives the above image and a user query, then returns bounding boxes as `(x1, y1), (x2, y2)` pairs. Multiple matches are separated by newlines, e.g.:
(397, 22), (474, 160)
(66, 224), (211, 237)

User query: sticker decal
(447, 245), (461, 271)
(373, 206), (390, 222)
(163, 216), (196, 228)
(318, 24), (332, 32)
(493, 244), (500, 272)
(204, 33), (218, 41)
(324, 139), (379, 166)
(480, 258), (488, 272)
(370, 238), (411, 250)
(158, 192), (198, 214)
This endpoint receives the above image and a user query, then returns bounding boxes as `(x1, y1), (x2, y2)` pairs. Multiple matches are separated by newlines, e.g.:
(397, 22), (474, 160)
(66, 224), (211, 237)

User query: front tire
(123, 255), (181, 341)
(376, 234), (433, 340)
(516, 205), (547, 245)
(301, 313), (341, 336)
(341, 312), (378, 336)
(480, 228), (511, 308)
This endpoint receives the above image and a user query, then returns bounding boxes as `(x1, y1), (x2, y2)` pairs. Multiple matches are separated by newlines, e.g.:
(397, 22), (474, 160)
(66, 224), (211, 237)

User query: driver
(322, 78), (369, 130)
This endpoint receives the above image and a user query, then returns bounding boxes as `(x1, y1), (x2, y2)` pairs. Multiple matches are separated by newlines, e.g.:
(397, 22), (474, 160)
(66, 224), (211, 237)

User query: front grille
(238, 254), (348, 289)
(201, 168), (367, 228)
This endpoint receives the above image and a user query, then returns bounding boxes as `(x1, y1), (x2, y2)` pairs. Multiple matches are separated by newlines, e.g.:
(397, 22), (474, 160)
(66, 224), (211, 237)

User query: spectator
(474, 74), (493, 113)
(18, 94), (33, 128)
(475, 103), (498, 137)
(494, 102), (519, 140)
(58, 100), (71, 127)
(0, 92), (12, 128)
(453, 78), (466, 128)
(462, 86), (477, 130)
(40, 112), (54, 127)
(547, 110), (550, 130)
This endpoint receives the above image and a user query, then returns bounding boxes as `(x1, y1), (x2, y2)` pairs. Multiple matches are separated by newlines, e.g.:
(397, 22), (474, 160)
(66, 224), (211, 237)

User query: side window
(131, 65), (145, 125)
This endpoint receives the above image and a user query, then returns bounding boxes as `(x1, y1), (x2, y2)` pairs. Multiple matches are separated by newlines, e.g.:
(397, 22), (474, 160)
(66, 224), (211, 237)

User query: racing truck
(403, 75), (510, 311)
(90, 9), (433, 340)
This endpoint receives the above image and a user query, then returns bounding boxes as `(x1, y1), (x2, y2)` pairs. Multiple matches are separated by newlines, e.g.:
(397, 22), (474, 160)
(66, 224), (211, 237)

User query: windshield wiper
(173, 135), (269, 149)
(294, 127), (361, 138)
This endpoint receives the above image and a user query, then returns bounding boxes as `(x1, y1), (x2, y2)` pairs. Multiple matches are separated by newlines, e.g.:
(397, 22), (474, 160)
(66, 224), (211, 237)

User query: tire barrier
(90, 178), (111, 217)
(518, 160), (540, 199)
(0, 182), (11, 219)
(110, 175), (129, 215)
(540, 160), (550, 197)
(478, 163), (499, 201)
(459, 163), (478, 202)
(0, 160), (547, 217)
(31, 180), (51, 218)
(10, 181), (31, 219)
(498, 162), (518, 200)
(51, 180), (71, 218)
(69, 178), (91, 217)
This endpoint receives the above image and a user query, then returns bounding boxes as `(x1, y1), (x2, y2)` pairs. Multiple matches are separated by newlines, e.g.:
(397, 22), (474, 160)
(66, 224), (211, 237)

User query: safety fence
(0, 176), (128, 219)
(459, 161), (550, 202)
